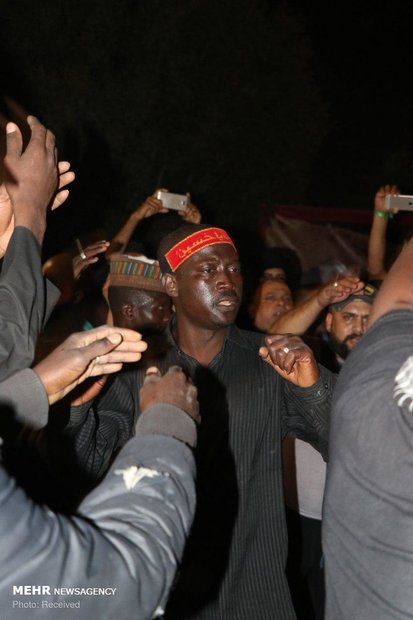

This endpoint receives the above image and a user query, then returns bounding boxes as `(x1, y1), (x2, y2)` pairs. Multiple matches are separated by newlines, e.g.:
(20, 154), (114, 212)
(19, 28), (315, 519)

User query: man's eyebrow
(340, 310), (368, 316)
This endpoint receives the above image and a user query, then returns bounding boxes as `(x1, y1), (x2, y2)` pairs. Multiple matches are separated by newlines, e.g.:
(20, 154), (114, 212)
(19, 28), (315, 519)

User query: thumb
(5, 122), (23, 159)
(143, 366), (162, 384)
(83, 333), (123, 363)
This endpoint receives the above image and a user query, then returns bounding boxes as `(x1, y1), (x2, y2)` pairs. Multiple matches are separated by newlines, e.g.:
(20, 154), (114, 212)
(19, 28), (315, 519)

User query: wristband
(375, 209), (394, 219)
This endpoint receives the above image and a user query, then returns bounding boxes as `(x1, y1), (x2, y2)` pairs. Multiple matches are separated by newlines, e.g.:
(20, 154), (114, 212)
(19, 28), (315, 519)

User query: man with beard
(323, 284), (377, 372)
(250, 273), (363, 336)
(66, 223), (335, 619)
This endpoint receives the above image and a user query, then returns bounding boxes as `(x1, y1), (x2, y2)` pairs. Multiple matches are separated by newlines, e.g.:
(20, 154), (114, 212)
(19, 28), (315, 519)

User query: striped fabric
(108, 253), (164, 292)
(68, 324), (333, 619)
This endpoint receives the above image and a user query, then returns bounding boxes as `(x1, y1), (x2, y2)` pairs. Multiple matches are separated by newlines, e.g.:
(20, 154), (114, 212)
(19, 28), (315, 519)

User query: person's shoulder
(360, 308), (413, 354)
(369, 308), (413, 333)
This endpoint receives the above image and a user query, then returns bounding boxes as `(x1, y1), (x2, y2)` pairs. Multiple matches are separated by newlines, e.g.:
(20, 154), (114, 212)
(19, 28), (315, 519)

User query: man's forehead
(134, 289), (169, 302)
(335, 300), (372, 314)
(178, 243), (239, 266)
(262, 280), (291, 294)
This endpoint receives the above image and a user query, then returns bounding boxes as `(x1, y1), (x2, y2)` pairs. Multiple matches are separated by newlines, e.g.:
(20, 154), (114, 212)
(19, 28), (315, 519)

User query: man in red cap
(67, 223), (335, 620)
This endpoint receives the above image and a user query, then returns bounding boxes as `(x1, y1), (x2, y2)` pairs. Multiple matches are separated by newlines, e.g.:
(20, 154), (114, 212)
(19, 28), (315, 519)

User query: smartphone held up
(385, 194), (413, 212)
(156, 190), (189, 211)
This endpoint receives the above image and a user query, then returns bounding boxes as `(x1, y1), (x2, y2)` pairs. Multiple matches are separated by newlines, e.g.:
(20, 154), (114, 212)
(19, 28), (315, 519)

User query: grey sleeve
(0, 433), (196, 620)
(281, 364), (337, 460)
(0, 226), (58, 381)
(136, 403), (197, 448)
(0, 368), (49, 429)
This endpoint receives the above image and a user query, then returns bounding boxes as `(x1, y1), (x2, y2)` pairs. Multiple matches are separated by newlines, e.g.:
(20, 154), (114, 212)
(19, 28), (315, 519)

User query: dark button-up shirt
(67, 323), (335, 619)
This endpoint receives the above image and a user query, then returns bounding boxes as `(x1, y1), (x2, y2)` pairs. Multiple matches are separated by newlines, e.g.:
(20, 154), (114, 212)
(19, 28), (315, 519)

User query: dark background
(0, 0), (412, 258)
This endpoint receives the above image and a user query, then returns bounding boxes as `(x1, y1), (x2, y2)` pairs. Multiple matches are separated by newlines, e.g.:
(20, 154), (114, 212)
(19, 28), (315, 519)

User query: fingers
(73, 240), (109, 263)
(58, 161), (71, 173)
(5, 122), (23, 159)
(81, 332), (123, 362)
(51, 165), (75, 211)
(143, 366), (162, 384)
(51, 189), (70, 211)
(259, 343), (295, 375)
(74, 331), (147, 377)
(325, 275), (364, 302)
(45, 128), (56, 154)
(180, 203), (201, 224)
(146, 196), (168, 214)
(57, 168), (76, 190)
(71, 376), (108, 406)
(260, 334), (311, 375)
(27, 115), (49, 148)
(167, 365), (186, 374)
(106, 335), (147, 353)
(65, 325), (146, 348)
(143, 365), (184, 384)
(139, 365), (200, 422)
(92, 349), (145, 369)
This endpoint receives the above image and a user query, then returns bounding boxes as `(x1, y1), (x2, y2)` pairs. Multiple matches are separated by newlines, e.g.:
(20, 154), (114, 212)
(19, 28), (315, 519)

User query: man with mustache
(67, 223), (335, 619)
(324, 285), (377, 372)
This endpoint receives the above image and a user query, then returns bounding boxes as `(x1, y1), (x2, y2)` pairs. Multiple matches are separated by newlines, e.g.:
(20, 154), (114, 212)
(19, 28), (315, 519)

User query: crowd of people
(0, 116), (412, 620)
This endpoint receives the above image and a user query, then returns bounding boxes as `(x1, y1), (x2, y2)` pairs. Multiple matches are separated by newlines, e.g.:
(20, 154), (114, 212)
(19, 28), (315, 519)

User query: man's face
(170, 244), (242, 330)
(262, 267), (287, 282)
(253, 280), (294, 332)
(325, 299), (371, 359)
(131, 290), (172, 333)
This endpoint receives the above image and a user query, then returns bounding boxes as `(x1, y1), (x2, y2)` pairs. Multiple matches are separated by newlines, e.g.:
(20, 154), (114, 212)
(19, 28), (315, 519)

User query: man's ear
(162, 273), (178, 298)
(325, 312), (333, 333)
(122, 303), (134, 320)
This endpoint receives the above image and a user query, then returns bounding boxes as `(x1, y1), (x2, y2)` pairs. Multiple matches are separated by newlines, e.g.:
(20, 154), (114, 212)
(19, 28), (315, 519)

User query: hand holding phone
(155, 190), (189, 211)
(384, 195), (413, 212)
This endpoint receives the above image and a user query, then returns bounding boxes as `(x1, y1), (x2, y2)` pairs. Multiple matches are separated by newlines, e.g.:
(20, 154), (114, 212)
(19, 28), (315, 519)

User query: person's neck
(173, 318), (228, 366)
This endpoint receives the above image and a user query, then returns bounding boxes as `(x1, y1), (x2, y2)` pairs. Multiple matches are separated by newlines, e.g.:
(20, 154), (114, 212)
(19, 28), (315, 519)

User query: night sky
(296, 0), (413, 206)
(1, 0), (412, 256)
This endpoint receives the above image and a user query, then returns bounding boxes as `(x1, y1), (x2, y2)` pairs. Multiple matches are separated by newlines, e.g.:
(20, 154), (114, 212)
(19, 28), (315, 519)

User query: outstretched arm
(106, 190), (202, 256)
(0, 368), (198, 619)
(259, 333), (335, 459)
(0, 116), (74, 254)
(367, 184), (399, 281)
(106, 193), (168, 255)
(0, 325), (147, 430)
(269, 276), (363, 335)
(0, 117), (75, 379)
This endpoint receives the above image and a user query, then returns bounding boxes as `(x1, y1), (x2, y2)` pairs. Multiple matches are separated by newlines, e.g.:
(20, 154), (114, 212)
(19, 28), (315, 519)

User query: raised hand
(374, 184), (400, 214)
(140, 366), (200, 423)
(178, 193), (202, 224)
(73, 240), (110, 280)
(34, 325), (147, 405)
(259, 333), (320, 387)
(316, 275), (364, 308)
(1, 116), (75, 250)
